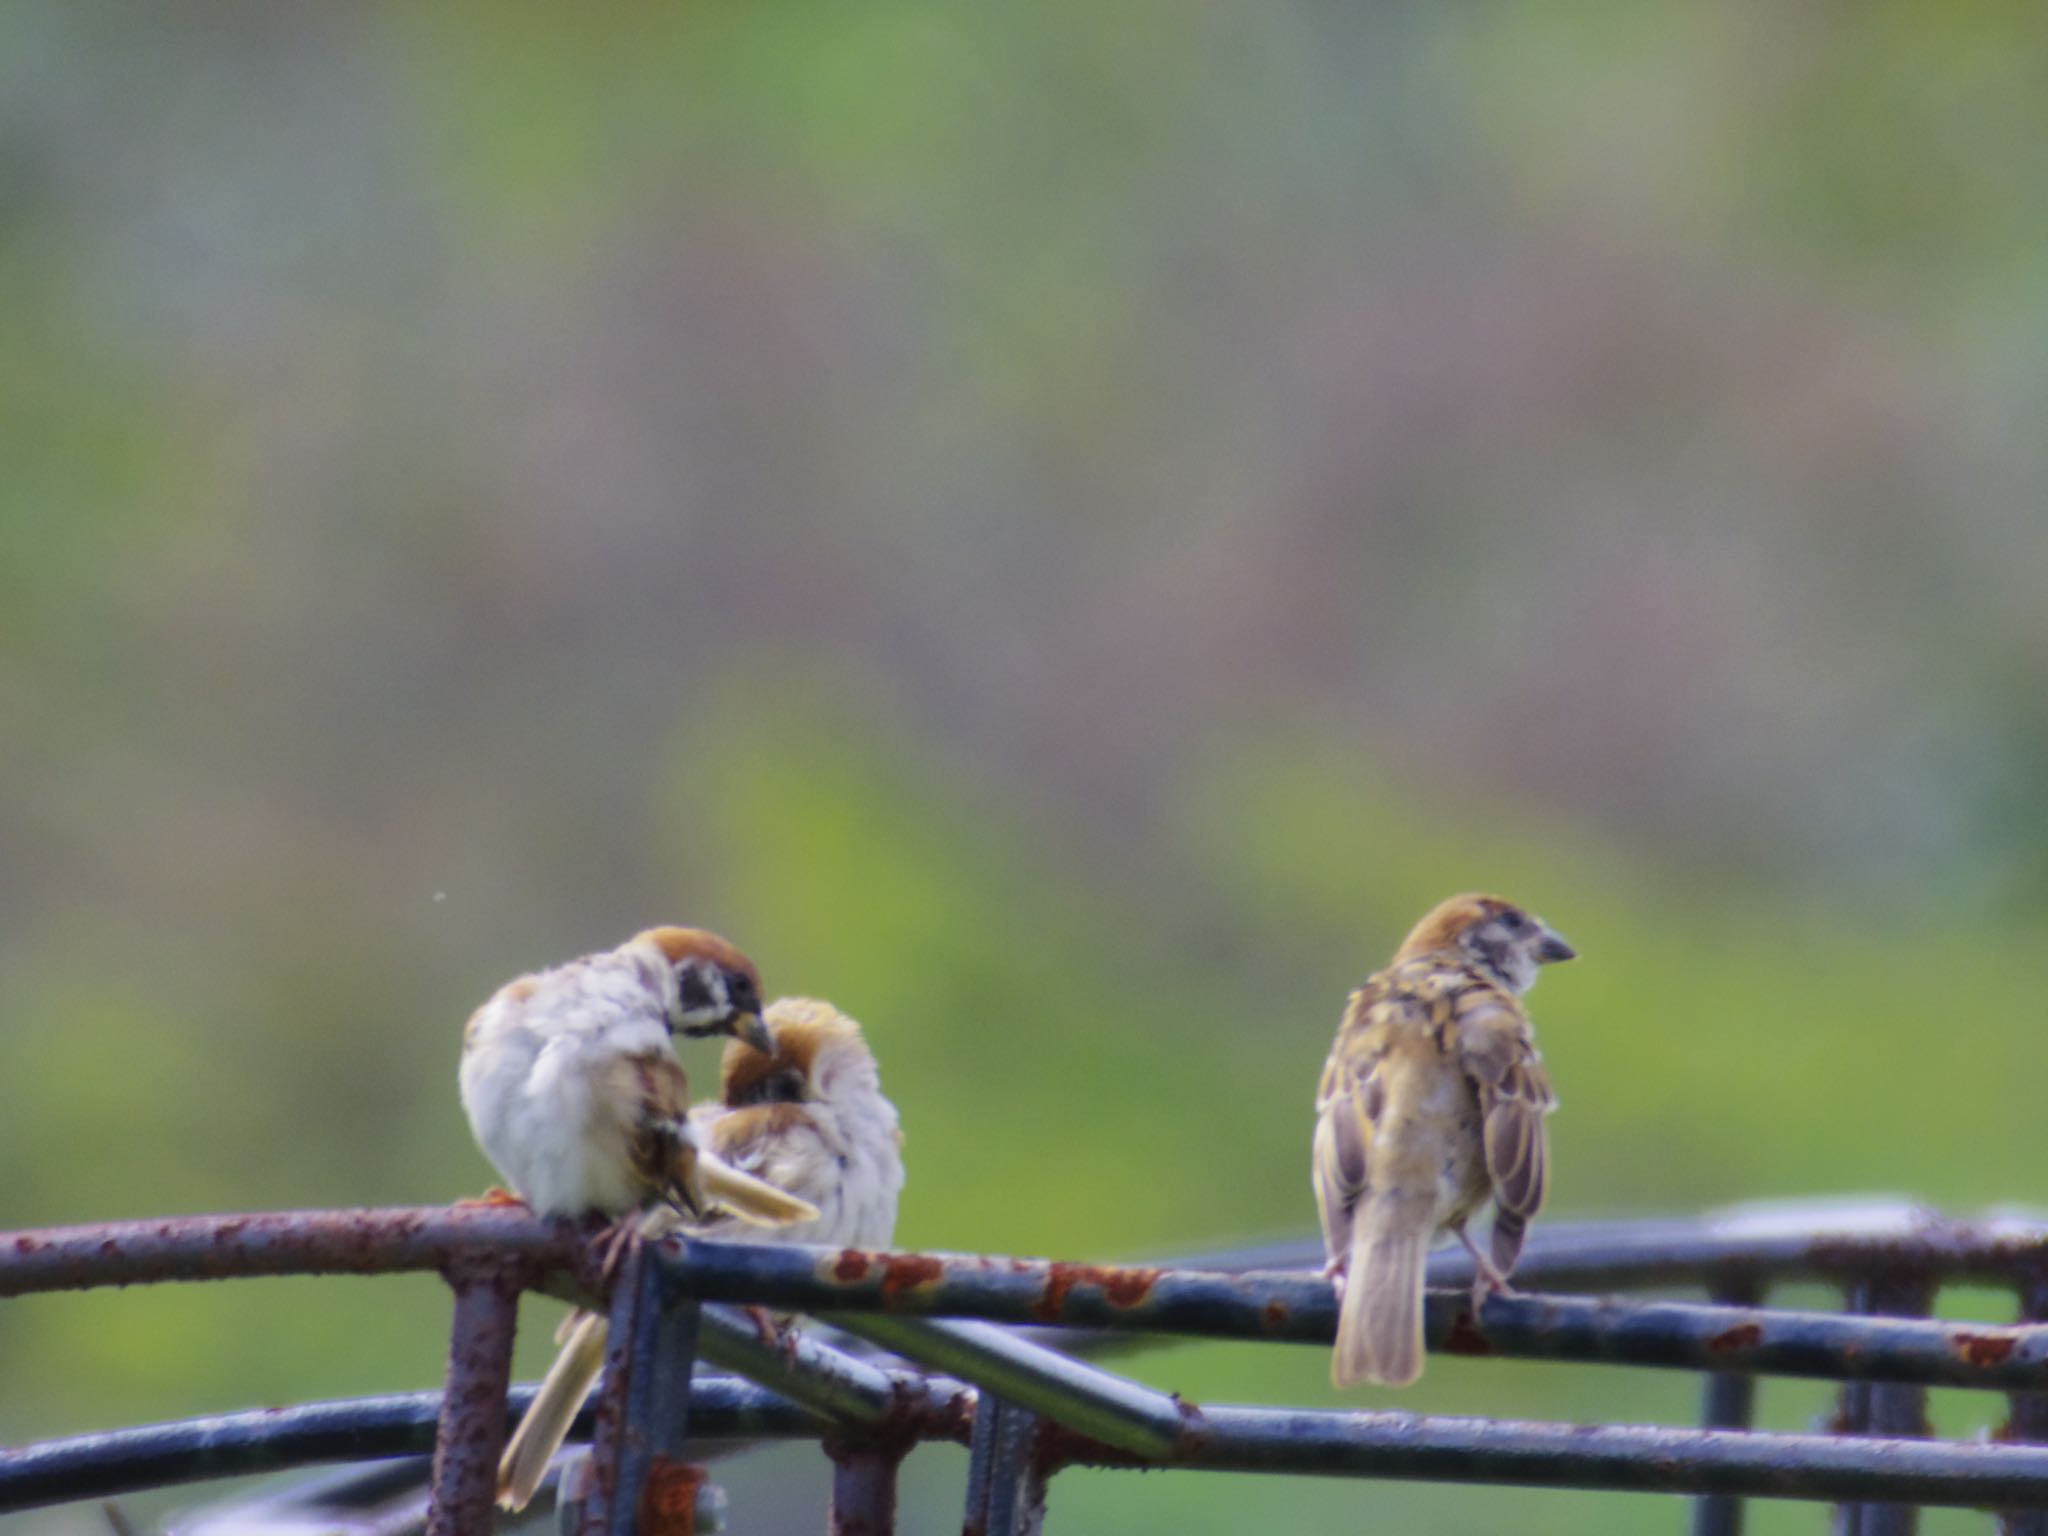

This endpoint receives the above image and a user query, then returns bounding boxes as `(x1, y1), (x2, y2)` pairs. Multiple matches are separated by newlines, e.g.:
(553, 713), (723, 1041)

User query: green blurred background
(4, 4), (2047, 1532)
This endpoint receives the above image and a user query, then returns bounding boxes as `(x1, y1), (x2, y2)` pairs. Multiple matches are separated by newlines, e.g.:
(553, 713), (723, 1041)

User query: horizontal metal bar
(0, 1379), (819, 1515)
(661, 1239), (2048, 1391)
(0, 1207), (591, 1299)
(1179, 1204), (2048, 1292)
(1123, 1405), (2048, 1507)
(697, 1305), (901, 1427)
(20, 1381), (2048, 1515)
(6, 1203), (2046, 1305)
(825, 1314), (1184, 1457)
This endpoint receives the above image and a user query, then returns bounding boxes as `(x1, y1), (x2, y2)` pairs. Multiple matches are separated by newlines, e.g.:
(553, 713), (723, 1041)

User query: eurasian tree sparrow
(458, 926), (818, 1228)
(1313, 894), (1572, 1387)
(496, 995), (904, 1511)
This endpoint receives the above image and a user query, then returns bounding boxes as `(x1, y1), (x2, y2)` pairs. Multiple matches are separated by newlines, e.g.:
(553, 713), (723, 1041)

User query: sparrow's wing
(1312, 987), (1399, 1267)
(691, 1104), (834, 1239)
(1452, 985), (1556, 1272)
(603, 1050), (701, 1211)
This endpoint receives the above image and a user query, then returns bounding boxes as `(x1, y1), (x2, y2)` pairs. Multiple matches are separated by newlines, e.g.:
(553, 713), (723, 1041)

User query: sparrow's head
(1396, 893), (1576, 995)
(720, 997), (875, 1108)
(630, 926), (771, 1053)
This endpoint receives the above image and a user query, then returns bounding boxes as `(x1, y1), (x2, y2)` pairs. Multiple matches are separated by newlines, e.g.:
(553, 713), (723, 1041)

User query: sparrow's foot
(1452, 1225), (1517, 1312)
(593, 1215), (642, 1292)
(1322, 1255), (1349, 1309)
(454, 1186), (529, 1210)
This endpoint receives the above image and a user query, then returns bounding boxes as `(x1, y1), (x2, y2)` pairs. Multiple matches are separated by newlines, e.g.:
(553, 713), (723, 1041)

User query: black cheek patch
(677, 968), (715, 1012)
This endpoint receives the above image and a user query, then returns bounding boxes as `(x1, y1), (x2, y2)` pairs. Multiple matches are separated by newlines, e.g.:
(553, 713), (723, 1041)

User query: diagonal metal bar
(695, 1305), (900, 1426)
(424, 1266), (520, 1536)
(825, 1314), (1182, 1458)
(658, 1239), (2048, 1391)
(1092, 1405), (2048, 1506)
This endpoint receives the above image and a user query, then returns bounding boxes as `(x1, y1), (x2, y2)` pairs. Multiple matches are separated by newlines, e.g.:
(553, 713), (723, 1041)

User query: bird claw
(592, 1216), (641, 1292)
(1322, 1256), (1349, 1309)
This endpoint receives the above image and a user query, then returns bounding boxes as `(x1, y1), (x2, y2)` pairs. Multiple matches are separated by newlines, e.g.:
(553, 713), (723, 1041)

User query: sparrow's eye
(1503, 911), (1527, 932)
(727, 972), (760, 1009)
(767, 1069), (806, 1103)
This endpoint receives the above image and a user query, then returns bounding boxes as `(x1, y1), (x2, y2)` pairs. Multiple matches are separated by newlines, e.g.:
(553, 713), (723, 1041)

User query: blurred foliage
(4, 3), (2048, 1533)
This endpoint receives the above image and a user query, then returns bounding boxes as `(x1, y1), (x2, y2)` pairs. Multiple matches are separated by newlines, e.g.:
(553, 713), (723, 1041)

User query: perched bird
(1313, 894), (1573, 1388)
(496, 995), (904, 1512)
(458, 926), (818, 1230)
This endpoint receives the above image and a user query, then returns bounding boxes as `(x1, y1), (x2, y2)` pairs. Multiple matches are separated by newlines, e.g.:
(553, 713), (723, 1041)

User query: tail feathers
(1331, 1200), (1431, 1388)
(694, 1149), (820, 1227)
(497, 1311), (608, 1512)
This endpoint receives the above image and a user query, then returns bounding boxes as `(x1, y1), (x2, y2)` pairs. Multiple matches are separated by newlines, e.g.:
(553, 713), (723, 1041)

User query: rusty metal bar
(1833, 1274), (1937, 1536)
(0, 1381), (844, 1515)
(579, 1240), (702, 1536)
(2002, 1272), (2048, 1536)
(661, 1239), (2048, 1391)
(22, 1380), (2048, 1514)
(0, 1208), (590, 1299)
(8, 1203), (2048, 1305)
(826, 1314), (1181, 1458)
(424, 1267), (520, 1536)
(826, 1442), (903, 1536)
(1691, 1276), (1765, 1536)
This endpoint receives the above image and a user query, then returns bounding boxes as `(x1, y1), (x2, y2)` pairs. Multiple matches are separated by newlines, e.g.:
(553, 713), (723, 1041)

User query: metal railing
(5, 1200), (2048, 1535)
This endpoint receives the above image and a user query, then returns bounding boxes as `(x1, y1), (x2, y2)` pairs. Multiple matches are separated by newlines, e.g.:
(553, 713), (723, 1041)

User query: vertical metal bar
(1831, 1273), (1935, 1536)
(827, 1442), (902, 1536)
(580, 1241), (703, 1536)
(1691, 1277), (1763, 1536)
(425, 1267), (521, 1536)
(961, 1398), (1047, 1536)
(1998, 1271), (2048, 1536)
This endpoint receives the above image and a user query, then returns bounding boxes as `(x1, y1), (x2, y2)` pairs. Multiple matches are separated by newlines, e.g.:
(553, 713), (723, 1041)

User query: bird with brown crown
(458, 926), (819, 1236)
(495, 995), (904, 1512)
(1313, 894), (1573, 1388)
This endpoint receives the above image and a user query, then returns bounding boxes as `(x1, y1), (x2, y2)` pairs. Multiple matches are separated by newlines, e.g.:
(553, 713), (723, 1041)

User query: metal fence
(5, 1200), (2048, 1535)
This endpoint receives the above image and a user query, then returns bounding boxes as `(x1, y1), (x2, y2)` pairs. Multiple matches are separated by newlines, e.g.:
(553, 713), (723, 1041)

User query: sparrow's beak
(1537, 928), (1577, 964)
(732, 1010), (774, 1055)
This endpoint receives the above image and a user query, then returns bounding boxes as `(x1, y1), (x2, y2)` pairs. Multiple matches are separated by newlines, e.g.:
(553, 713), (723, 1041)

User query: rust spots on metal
(637, 1455), (706, 1536)
(1032, 1262), (1163, 1323)
(1443, 1307), (1493, 1356)
(832, 1249), (872, 1283)
(1708, 1322), (1764, 1354)
(1262, 1298), (1290, 1333)
(878, 1253), (944, 1302)
(1953, 1331), (2019, 1368)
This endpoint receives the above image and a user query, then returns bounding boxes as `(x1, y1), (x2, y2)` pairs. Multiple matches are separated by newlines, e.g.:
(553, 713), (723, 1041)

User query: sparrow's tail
(497, 1310), (608, 1512)
(1332, 1193), (1432, 1388)
(692, 1148), (819, 1227)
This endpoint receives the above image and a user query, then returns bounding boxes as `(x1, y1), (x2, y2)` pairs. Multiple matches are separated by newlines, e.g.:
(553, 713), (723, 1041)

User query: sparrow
(1313, 893), (1572, 1388)
(458, 926), (819, 1230)
(496, 995), (904, 1511)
